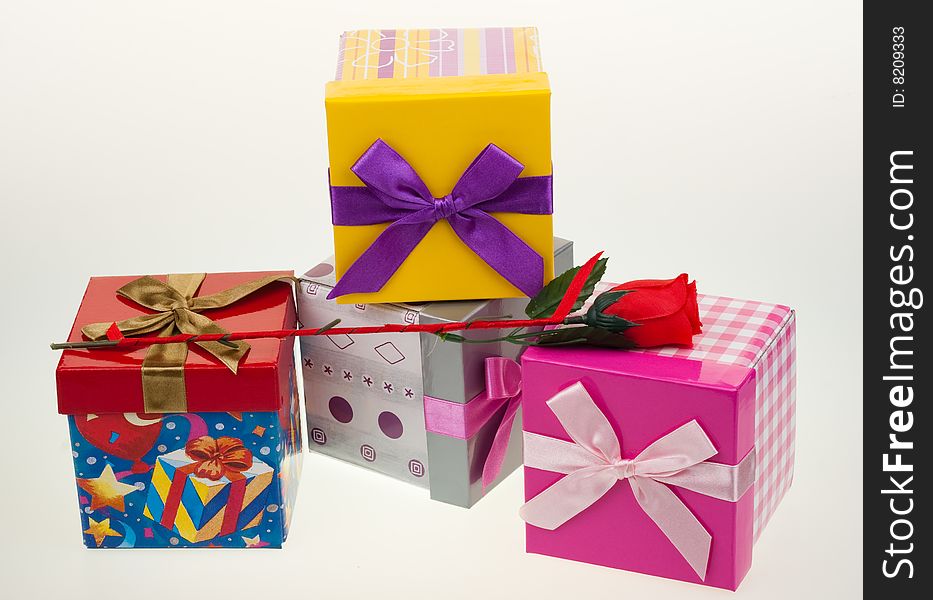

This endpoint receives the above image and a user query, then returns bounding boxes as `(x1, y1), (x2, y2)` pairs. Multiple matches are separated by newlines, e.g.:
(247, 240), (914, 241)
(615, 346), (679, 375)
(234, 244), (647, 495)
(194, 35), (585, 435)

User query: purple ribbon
(328, 139), (552, 299)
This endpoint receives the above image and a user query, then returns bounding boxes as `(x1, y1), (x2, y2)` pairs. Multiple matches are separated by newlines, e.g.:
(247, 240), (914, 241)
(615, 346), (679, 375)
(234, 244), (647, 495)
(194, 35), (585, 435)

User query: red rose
(603, 274), (702, 347)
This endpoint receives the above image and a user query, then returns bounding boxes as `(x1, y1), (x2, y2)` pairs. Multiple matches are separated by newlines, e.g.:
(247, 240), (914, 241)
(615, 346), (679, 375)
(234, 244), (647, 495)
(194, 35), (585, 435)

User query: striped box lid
(335, 27), (542, 81)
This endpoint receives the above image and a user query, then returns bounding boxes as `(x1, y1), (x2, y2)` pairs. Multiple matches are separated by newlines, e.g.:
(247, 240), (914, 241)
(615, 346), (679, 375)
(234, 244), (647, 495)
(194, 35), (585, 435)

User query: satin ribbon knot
(433, 194), (460, 221)
(611, 458), (637, 480)
(519, 381), (756, 581)
(328, 139), (552, 299)
(81, 273), (290, 413)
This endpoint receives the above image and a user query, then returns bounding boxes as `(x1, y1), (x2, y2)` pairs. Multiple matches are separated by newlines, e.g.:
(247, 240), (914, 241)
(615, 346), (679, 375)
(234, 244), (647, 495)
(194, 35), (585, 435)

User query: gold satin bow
(82, 273), (291, 413)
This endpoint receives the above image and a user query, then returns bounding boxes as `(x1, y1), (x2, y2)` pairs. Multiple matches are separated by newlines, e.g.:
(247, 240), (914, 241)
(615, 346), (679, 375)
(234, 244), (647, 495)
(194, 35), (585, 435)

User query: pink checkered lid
(590, 283), (793, 369)
(634, 294), (792, 368)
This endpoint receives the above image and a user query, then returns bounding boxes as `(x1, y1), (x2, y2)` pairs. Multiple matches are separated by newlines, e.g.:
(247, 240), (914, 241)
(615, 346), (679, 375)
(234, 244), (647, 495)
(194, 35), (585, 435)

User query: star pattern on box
(78, 464), (137, 511)
(68, 407), (303, 548)
(84, 517), (122, 548)
(318, 356), (415, 400)
(242, 534), (270, 548)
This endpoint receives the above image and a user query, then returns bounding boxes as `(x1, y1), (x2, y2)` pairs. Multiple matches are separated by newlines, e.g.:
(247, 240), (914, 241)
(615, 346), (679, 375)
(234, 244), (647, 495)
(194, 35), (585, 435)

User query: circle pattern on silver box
(305, 262), (334, 277)
(377, 411), (403, 439)
(408, 459), (425, 478)
(328, 396), (353, 423)
(310, 428), (327, 445)
(360, 444), (376, 462)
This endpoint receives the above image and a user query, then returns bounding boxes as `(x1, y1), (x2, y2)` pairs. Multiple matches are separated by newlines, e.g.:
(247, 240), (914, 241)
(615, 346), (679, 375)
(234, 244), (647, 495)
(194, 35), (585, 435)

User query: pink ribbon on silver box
(423, 357), (523, 489)
(519, 381), (756, 580)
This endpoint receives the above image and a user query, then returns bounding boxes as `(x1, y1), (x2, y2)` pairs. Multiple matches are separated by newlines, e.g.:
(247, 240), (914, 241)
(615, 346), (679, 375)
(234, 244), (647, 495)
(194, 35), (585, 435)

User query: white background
(0, 2), (862, 598)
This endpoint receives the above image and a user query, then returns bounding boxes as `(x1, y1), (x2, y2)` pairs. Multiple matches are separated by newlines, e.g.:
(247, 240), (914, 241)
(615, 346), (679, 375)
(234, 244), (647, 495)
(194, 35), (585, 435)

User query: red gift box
(56, 271), (295, 415)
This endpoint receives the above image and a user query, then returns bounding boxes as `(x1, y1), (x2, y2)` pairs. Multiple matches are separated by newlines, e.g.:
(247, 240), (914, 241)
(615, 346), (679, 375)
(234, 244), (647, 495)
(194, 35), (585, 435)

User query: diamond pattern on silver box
(374, 341), (406, 364)
(328, 334), (355, 350)
(298, 278), (429, 488)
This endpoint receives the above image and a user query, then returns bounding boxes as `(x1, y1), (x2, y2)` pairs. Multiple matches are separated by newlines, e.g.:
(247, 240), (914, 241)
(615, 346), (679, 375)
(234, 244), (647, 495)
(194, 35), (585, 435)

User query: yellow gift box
(325, 28), (554, 304)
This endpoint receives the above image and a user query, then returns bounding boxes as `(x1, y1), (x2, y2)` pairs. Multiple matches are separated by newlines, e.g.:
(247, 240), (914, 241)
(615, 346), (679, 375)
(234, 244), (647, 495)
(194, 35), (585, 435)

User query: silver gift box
(297, 237), (573, 507)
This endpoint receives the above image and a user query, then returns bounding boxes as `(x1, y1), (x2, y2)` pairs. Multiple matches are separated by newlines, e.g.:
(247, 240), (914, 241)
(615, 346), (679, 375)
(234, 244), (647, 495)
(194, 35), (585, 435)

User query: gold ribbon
(82, 273), (291, 413)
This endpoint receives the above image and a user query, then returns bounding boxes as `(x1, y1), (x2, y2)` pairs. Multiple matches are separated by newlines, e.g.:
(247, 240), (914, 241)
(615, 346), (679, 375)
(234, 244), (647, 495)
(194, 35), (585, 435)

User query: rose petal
(611, 275), (683, 289)
(607, 274), (689, 321)
(626, 310), (697, 348)
(685, 280), (703, 334)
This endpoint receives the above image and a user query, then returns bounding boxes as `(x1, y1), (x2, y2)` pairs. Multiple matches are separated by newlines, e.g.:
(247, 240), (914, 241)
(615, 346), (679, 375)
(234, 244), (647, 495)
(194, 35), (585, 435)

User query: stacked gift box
(310, 26), (561, 507)
(297, 239), (573, 507)
(52, 26), (797, 591)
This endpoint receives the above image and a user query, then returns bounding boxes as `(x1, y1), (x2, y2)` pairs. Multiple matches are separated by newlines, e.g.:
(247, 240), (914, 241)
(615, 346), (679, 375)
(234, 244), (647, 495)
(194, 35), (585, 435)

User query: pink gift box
(520, 291), (796, 590)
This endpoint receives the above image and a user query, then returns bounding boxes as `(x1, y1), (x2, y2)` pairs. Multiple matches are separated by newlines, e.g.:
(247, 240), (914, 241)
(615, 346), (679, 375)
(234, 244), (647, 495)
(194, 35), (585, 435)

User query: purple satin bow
(328, 139), (552, 300)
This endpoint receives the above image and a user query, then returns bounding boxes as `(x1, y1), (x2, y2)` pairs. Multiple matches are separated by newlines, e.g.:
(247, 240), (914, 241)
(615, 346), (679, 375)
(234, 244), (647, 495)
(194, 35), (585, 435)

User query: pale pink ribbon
(423, 357), (522, 488)
(519, 381), (756, 581)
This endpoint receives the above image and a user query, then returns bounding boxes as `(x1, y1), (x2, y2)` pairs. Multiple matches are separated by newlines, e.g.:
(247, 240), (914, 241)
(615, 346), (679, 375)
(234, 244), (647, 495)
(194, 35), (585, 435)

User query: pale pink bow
(519, 382), (755, 581)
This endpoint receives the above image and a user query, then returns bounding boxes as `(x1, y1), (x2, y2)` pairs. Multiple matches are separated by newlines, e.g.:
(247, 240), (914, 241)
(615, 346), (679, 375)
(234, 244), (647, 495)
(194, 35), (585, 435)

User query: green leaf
(525, 258), (609, 319)
(592, 290), (630, 313)
(436, 332), (467, 343)
(533, 326), (635, 348)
